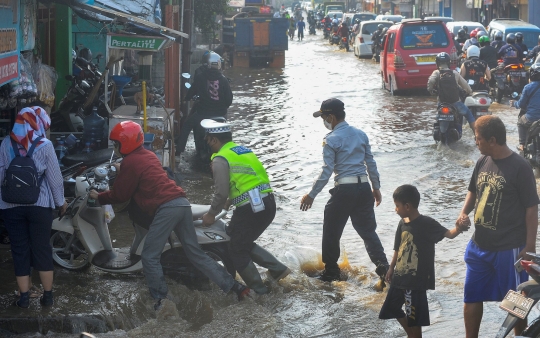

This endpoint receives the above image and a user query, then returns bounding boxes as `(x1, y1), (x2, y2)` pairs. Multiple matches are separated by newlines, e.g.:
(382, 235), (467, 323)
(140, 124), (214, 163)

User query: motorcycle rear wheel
(204, 244), (236, 278)
(522, 317), (540, 337)
(496, 87), (504, 104)
(50, 231), (90, 270)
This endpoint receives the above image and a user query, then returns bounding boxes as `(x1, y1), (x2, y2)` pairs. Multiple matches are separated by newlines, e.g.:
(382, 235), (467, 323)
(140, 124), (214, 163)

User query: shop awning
(54, 0), (188, 41)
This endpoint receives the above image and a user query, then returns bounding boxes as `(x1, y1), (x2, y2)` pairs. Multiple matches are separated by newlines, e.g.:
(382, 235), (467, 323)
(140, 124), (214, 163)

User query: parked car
(353, 20), (394, 58)
(446, 21), (486, 37)
(487, 18), (540, 52)
(380, 19), (457, 94)
(375, 15), (403, 23)
(428, 16), (454, 23)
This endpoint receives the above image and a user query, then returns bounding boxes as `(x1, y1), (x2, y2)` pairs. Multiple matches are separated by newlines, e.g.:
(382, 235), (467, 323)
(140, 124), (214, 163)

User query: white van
(353, 20), (394, 57)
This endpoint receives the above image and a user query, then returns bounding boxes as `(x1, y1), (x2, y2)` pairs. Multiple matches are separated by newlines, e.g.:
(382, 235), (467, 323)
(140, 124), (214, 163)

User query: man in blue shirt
(300, 98), (389, 282)
(510, 63), (540, 151)
(297, 17), (306, 41)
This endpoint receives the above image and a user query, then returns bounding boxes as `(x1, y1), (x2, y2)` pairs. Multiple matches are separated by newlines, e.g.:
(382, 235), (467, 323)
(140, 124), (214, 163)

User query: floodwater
(10, 31), (540, 337)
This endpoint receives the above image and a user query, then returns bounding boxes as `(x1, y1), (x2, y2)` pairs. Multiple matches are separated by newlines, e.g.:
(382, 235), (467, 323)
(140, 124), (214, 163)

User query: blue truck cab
(487, 18), (540, 52)
(223, 6), (289, 67)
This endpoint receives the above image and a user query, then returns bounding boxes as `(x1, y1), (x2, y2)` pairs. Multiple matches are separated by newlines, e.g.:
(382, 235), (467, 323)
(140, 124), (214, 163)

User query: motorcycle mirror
(181, 73), (191, 79)
(185, 83), (191, 89)
(512, 92), (519, 98)
(468, 79), (474, 85)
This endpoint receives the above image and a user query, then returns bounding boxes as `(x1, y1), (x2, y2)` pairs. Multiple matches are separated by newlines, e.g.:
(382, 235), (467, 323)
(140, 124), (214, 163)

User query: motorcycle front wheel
(522, 317), (540, 337)
(203, 244), (236, 278)
(50, 231), (90, 270)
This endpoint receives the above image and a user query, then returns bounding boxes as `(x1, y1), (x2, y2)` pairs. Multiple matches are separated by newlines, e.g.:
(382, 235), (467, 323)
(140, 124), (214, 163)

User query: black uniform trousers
(322, 182), (388, 273)
(227, 194), (276, 271)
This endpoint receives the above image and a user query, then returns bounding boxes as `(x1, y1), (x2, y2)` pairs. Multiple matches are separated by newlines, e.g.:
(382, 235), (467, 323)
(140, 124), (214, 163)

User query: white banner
(229, 0), (245, 7)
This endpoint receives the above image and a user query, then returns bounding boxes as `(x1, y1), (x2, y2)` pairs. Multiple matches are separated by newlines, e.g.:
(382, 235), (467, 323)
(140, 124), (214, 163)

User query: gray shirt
(308, 121), (380, 199)
(209, 156), (230, 216)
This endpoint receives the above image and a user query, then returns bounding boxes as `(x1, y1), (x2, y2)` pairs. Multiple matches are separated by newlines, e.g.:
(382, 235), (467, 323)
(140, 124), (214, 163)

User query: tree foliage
(194, 0), (229, 34)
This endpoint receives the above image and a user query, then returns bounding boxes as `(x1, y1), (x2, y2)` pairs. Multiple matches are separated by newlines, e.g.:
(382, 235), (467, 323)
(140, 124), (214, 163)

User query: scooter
(309, 24), (316, 35)
(433, 103), (463, 145)
(339, 36), (349, 52)
(50, 163), (235, 279)
(495, 254), (540, 337)
(492, 62), (528, 103)
(330, 32), (340, 45)
(520, 117), (540, 168)
(464, 79), (492, 119)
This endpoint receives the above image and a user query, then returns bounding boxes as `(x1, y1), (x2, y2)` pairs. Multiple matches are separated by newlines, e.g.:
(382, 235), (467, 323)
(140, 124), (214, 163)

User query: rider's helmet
(461, 25), (469, 34)
(110, 121), (144, 156)
(382, 27), (388, 35)
(467, 45), (480, 59)
(435, 52), (451, 69)
(516, 32), (524, 43)
(457, 29), (466, 40)
(354, 19), (360, 24)
(506, 33), (516, 44)
(476, 31), (487, 39)
(377, 24), (384, 31)
(494, 31), (503, 41)
(478, 35), (490, 45)
(470, 29), (478, 38)
(207, 52), (222, 70)
(530, 63), (540, 81)
(79, 48), (92, 62)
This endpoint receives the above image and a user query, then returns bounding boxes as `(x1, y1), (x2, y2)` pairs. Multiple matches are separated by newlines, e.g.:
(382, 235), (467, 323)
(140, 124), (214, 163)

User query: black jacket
(186, 68), (233, 116)
(479, 45), (499, 69)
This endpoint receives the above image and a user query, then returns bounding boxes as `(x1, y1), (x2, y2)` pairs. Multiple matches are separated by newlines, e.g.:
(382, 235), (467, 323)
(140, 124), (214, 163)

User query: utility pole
(179, 0), (194, 140)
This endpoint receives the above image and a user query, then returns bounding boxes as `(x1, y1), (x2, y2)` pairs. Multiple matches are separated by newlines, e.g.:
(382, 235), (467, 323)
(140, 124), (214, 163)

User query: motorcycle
(330, 33), (340, 45)
(339, 36), (349, 52)
(464, 79), (492, 119)
(50, 162), (235, 280)
(372, 43), (381, 63)
(433, 103), (463, 145)
(495, 254), (540, 337)
(492, 63), (528, 103)
(520, 116), (540, 168)
(323, 24), (331, 39)
(309, 23), (316, 35)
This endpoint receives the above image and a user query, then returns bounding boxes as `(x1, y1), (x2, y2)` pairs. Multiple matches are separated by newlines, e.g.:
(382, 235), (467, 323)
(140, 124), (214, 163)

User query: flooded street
(9, 31), (540, 337)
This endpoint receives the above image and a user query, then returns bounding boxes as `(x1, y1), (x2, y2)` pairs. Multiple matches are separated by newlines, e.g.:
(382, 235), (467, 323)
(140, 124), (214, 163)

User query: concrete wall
(529, 0), (540, 28)
(452, 0), (472, 22)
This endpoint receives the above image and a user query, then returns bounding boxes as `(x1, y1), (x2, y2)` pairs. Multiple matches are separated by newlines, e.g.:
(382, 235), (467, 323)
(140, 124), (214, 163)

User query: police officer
(300, 98), (389, 283)
(460, 45), (491, 91)
(201, 120), (290, 294)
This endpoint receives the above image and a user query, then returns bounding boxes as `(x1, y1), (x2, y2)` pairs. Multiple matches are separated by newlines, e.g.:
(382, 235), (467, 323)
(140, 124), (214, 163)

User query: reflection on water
(13, 31), (540, 337)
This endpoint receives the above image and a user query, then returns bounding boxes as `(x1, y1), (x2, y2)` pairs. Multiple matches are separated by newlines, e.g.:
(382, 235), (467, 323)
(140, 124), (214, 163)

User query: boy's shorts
(464, 240), (528, 303)
(379, 286), (430, 327)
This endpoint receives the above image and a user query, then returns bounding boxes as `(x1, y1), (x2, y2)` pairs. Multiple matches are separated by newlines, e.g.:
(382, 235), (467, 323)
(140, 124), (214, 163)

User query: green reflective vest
(211, 141), (272, 206)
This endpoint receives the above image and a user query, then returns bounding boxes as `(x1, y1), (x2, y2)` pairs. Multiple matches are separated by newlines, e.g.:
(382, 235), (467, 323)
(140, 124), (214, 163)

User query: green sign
(108, 35), (169, 51)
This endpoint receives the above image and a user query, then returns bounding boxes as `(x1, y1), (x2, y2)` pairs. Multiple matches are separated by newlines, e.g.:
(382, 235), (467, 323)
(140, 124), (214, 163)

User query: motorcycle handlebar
(194, 209), (228, 227)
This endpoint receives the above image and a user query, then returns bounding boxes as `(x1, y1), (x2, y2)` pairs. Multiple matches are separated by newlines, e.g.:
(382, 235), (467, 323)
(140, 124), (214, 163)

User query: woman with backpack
(0, 106), (66, 308)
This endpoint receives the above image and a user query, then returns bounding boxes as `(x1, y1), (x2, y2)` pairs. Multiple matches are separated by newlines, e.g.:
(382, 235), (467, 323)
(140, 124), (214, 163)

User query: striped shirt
(0, 138), (65, 210)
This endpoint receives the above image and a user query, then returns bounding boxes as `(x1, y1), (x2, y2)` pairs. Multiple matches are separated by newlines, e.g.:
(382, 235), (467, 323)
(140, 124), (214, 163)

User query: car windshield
(506, 30), (540, 51)
(401, 23), (450, 49)
(362, 23), (392, 35)
(451, 25), (485, 36)
(354, 14), (376, 22)
(380, 16), (402, 22)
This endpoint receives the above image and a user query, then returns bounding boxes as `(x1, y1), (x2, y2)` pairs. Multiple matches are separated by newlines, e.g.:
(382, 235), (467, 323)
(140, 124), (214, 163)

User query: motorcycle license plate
(437, 114), (454, 121)
(499, 290), (534, 320)
(509, 71), (523, 77)
(494, 73), (505, 78)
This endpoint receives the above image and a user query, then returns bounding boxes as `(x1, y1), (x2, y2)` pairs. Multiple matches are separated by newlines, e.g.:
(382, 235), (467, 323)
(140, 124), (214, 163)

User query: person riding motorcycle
(331, 15), (339, 33)
(529, 35), (540, 63)
(460, 45), (491, 91)
(175, 53), (233, 155)
(463, 29), (480, 51)
(516, 32), (529, 58)
(371, 24), (384, 56)
(193, 51), (211, 79)
(491, 31), (505, 51)
(479, 35), (499, 70)
(455, 29), (468, 55)
(427, 52), (476, 132)
(510, 63), (540, 151)
(90, 121), (252, 310)
(498, 33), (523, 66)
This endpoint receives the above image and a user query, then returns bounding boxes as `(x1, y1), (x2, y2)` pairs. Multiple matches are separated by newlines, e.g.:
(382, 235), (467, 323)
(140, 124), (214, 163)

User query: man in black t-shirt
(379, 185), (468, 337)
(457, 115), (539, 337)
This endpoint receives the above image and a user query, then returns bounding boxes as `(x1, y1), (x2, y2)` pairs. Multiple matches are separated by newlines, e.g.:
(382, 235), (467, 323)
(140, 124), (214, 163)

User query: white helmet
(467, 45), (480, 59)
(207, 52), (222, 70)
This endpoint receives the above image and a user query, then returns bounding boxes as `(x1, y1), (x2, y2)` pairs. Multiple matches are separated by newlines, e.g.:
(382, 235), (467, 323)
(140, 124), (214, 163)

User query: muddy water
(18, 33), (540, 337)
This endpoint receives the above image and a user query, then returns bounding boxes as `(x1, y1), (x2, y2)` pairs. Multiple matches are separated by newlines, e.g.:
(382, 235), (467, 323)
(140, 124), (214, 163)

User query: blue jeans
(452, 101), (475, 125)
(322, 182), (388, 272)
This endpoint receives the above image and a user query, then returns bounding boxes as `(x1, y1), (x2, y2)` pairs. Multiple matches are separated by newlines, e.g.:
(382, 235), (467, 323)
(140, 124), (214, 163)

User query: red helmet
(110, 121), (143, 155)
(470, 28), (479, 38)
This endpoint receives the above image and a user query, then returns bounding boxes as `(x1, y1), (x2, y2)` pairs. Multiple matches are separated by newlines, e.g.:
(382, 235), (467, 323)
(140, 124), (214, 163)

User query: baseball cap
(313, 98), (345, 117)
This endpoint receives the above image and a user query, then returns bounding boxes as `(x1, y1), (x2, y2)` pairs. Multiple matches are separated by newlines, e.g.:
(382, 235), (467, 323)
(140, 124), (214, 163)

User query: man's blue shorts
(464, 240), (528, 303)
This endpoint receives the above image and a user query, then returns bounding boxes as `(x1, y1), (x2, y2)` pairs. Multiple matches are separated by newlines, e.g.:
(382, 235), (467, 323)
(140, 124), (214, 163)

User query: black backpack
(1, 137), (45, 204)
(438, 69), (460, 104)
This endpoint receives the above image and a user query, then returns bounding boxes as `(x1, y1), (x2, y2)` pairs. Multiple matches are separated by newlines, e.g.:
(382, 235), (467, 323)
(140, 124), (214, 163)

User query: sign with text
(108, 34), (169, 51)
(0, 54), (19, 87)
(229, 0), (245, 7)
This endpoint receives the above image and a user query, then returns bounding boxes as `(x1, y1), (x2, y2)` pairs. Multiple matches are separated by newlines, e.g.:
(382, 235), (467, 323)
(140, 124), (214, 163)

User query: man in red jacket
(89, 121), (250, 310)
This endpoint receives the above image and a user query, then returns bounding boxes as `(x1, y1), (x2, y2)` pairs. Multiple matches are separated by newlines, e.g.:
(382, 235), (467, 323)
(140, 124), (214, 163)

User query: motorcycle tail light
(342, 37), (347, 42)
(478, 98), (488, 105)
(441, 107), (451, 114)
(510, 65), (519, 69)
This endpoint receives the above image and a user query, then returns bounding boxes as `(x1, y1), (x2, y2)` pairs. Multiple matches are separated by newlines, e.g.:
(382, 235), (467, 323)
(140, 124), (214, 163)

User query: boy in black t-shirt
(379, 185), (470, 338)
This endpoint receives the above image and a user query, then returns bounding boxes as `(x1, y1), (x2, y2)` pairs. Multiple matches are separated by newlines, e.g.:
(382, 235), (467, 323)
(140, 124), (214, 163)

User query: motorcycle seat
(191, 204), (211, 219)
(61, 148), (114, 168)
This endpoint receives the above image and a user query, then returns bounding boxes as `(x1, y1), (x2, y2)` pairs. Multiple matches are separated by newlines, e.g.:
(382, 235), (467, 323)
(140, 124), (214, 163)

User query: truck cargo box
(233, 18), (289, 52)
